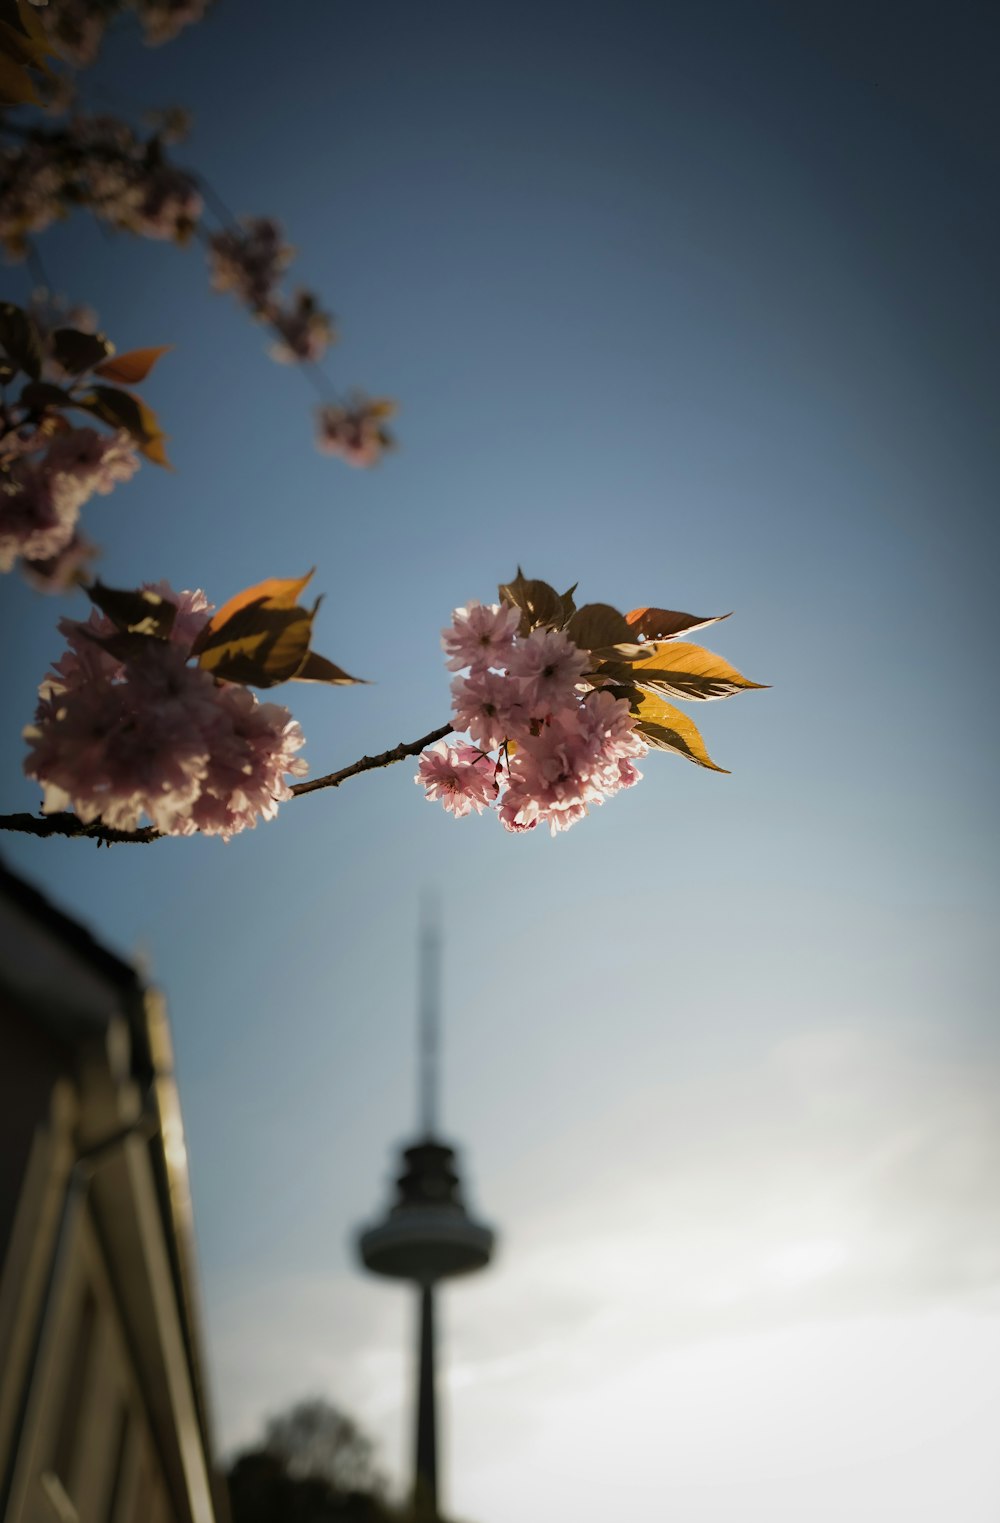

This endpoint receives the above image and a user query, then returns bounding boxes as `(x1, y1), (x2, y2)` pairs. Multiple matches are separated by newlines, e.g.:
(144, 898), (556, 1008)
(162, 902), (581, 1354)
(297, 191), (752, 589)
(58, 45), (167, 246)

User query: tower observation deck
(355, 906), (495, 1519)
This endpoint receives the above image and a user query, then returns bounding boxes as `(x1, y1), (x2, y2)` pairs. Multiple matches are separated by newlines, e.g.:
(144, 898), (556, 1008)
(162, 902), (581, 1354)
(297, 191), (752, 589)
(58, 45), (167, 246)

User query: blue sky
(2, 2), (999, 1518)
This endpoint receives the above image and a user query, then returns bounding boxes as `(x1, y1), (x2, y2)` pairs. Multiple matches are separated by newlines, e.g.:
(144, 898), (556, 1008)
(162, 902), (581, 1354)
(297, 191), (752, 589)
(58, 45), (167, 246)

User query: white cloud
(203, 1027), (1000, 1520)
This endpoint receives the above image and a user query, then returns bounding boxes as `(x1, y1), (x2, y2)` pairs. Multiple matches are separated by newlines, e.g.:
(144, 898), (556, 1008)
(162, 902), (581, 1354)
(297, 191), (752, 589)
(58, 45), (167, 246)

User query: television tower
(356, 904), (496, 1520)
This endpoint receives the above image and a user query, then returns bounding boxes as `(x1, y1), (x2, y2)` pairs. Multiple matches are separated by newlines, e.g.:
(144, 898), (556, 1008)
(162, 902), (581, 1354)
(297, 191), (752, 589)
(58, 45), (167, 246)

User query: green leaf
(0, 303), (43, 382)
(93, 345), (172, 385)
(293, 651), (365, 685)
(565, 602), (633, 651)
(625, 606), (732, 642)
(87, 582), (178, 639)
(629, 641), (767, 702)
(631, 691), (729, 772)
(51, 328), (113, 376)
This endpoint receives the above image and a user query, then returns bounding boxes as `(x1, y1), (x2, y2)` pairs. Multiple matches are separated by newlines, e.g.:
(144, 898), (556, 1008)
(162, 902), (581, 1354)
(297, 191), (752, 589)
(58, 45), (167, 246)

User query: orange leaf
(625, 607), (732, 642)
(93, 345), (173, 385)
(199, 572), (315, 644)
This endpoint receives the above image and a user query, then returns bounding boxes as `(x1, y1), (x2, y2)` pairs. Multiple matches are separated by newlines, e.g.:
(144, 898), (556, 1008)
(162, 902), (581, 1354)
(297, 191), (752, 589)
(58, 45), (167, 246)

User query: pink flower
(135, 0), (212, 46)
(505, 626), (590, 711)
(24, 642), (220, 833)
(22, 531), (99, 594)
(0, 461), (77, 572)
(269, 291), (336, 364)
(185, 684), (307, 840)
(495, 693), (646, 835)
(450, 668), (525, 751)
(134, 165), (203, 241)
(24, 602), (308, 839)
(0, 143), (67, 258)
(315, 397), (395, 467)
(209, 218), (294, 313)
(41, 584), (214, 698)
(142, 582), (213, 654)
(428, 593), (650, 836)
(416, 741), (498, 818)
(499, 785), (587, 835)
(442, 600), (520, 672)
(36, 0), (108, 66)
(45, 428), (140, 499)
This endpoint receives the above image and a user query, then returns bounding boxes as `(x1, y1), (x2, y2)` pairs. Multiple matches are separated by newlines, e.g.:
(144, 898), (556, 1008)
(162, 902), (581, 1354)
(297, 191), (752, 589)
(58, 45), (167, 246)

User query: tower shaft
(415, 1282), (438, 1517)
(419, 900), (441, 1135)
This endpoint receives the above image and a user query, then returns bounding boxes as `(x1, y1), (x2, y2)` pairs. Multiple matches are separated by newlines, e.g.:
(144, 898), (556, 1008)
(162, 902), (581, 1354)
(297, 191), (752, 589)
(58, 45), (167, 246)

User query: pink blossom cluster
(35, 0), (211, 63)
(0, 427), (139, 585)
(0, 117), (203, 258)
(23, 585), (307, 839)
(35, 0), (107, 68)
(315, 397), (395, 467)
(134, 0), (213, 47)
(208, 218), (335, 365)
(208, 218), (294, 312)
(417, 601), (647, 835)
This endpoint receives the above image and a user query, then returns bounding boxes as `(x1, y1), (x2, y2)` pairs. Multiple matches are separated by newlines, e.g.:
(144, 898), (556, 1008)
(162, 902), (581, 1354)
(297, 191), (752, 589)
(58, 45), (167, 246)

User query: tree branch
(289, 722), (451, 797)
(0, 722), (452, 845)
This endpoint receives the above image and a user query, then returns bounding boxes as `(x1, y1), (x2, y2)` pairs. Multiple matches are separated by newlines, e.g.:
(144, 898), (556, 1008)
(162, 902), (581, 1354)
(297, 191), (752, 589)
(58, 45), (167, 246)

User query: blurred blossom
(24, 584), (308, 838)
(208, 217), (295, 314)
(315, 397), (396, 467)
(269, 291), (336, 365)
(21, 531), (99, 594)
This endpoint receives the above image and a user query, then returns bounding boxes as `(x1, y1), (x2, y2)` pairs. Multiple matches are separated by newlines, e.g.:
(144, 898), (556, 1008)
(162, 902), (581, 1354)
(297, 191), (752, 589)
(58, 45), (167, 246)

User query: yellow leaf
(0, 16), (51, 69)
(0, 50), (38, 106)
(140, 432), (171, 468)
(93, 345), (173, 385)
(16, 0), (50, 46)
(78, 385), (172, 468)
(632, 691), (728, 772)
(630, 641), (766, 702)
(293, 651), (364, 685)
(196, 604), (315, 688)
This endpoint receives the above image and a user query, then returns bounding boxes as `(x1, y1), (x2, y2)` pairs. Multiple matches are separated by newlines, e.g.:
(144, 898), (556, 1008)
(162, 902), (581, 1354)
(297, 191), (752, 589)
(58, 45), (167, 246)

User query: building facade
(0, 860), (225, 1523)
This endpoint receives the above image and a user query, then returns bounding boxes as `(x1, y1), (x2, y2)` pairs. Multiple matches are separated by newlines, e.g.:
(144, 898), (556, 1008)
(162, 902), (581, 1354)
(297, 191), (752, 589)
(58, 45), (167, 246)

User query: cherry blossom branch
(0, 812), (161, 844)
(0, 721), (453, 845)
(288, 722), (452, 798)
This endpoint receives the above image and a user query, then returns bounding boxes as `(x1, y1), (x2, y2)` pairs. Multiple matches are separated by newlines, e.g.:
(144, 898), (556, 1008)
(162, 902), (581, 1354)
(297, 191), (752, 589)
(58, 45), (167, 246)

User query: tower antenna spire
(419, 892), (441, 1137)
(357, 896), (495, 1520)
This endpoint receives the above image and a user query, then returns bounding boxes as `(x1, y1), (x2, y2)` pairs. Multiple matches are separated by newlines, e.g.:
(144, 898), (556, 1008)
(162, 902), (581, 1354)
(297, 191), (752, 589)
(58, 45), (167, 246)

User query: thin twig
(0, 721), (452, 845)
(289, 722), (451, 797)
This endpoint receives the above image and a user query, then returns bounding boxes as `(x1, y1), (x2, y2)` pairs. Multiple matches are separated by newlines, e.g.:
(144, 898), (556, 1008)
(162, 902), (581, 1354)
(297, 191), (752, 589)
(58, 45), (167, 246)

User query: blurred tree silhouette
(227, 1397), (470, 1523)
(262, 1398), (384, 1493)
